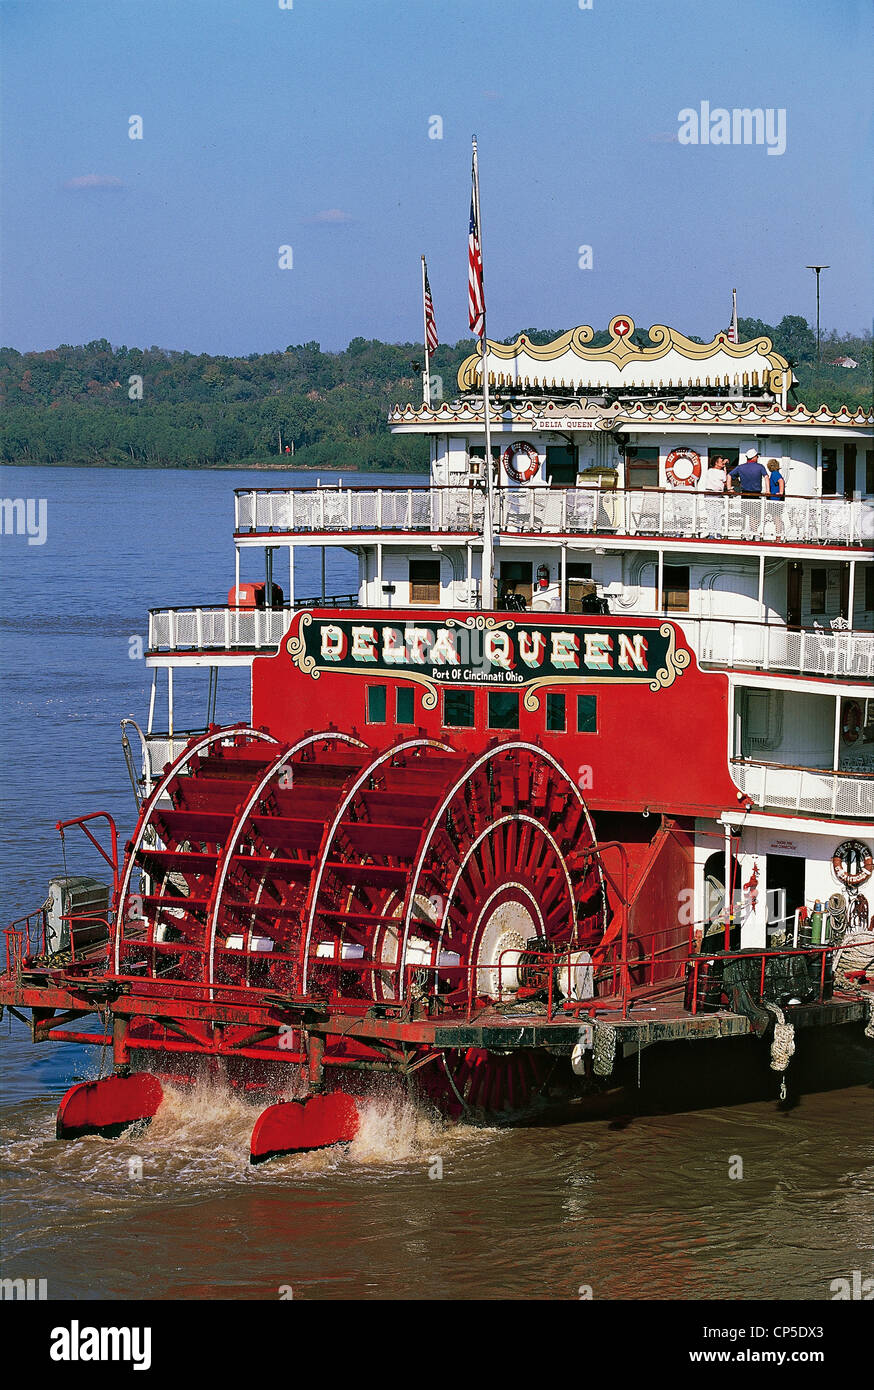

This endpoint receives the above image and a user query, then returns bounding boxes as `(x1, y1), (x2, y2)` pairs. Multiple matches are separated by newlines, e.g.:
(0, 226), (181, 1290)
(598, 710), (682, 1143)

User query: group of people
(700, 449), (785, 498)
(497, 579), (610, 615)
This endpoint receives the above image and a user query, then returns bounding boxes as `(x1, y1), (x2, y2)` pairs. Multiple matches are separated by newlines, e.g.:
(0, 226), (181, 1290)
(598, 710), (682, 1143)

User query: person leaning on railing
(766, 458), (786, 498)
(699, 456), (730, 538)
(700, 456), (731, 492)
(728, 448), (769, 495)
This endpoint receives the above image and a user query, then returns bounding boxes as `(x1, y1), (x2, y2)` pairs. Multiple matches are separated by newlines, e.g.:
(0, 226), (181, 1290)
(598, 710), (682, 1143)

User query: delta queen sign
(252, 611), (746, 815)
(284, 612), (690, 708)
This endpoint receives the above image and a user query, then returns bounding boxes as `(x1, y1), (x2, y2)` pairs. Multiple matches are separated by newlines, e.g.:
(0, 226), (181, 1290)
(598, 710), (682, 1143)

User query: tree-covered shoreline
(1, 317), (870, 470)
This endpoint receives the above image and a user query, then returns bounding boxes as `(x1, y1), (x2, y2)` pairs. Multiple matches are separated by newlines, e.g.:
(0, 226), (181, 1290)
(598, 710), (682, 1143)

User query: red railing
(4, 906), (47, 973)
(56, 813), (119, 897)
(685, 944), (834, 1015)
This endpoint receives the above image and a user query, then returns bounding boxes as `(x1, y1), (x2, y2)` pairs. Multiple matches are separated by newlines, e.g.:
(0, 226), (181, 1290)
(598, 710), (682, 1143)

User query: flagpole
(421, 255), (432, 408)
(472, 135), (495, 612)
(731, 287), (738, 340)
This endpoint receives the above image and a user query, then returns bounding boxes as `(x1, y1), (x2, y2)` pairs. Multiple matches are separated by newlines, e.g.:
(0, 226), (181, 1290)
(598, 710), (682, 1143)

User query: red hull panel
(254, 610), (744, 819)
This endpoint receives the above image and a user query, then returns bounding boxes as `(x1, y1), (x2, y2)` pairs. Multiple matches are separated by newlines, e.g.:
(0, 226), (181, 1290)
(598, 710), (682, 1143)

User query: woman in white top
(700, 456), (730, 492)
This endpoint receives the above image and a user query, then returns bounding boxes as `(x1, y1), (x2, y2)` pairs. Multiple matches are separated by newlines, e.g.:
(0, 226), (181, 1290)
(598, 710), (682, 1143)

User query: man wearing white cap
(728, 448), (769, 495)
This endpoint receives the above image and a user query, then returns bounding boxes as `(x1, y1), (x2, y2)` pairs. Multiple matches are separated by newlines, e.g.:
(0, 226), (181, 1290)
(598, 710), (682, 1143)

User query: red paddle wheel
(113, 726), (369, 991)
(56, 728), (607, 1156)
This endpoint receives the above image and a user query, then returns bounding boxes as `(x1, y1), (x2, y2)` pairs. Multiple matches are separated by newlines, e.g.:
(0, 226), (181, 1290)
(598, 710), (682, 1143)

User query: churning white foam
(2, 1078), (497, 1192)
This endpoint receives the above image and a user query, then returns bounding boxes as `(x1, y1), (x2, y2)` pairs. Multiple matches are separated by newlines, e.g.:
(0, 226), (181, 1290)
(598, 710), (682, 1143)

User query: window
(409, 559), (441, 604)
(396, 687), (415, 724)
(366, 685), (386, 724)
(488, 691), (520, 730)
(844, 443), (857, 499)
(546, 693), (566, 731)
(546, 443), (577, 487)
(866, 449), (874, 495)
(865, 568), (874, 613)
(740, 689), (783, 754)
(625, 447), (659, 488)
(567, 562), (593, 614)
(662, 564), (690, 613)
(577, 695), (597, 732)
(822, 448), (837, 495)
(499, 561), (533, 608)
(443, 689), (475, 728)
(811, 569), (827, 615)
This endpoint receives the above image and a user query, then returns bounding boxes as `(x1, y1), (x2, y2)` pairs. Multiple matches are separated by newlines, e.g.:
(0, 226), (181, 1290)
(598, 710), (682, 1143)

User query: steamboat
(3, 297), (874, 1160)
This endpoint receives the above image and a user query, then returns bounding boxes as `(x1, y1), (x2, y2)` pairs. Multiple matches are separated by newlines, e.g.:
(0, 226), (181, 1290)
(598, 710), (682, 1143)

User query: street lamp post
(806, 264), (829, 365)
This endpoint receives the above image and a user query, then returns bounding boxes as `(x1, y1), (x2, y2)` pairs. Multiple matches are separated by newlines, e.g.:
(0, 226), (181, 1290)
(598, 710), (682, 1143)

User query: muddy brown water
(2, 1024), (872, 1301)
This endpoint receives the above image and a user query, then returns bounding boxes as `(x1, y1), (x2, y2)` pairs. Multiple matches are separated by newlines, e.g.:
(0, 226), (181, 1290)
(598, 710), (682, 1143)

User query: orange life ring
(502, 441), (542, 483)
(665, 447), (702, 488)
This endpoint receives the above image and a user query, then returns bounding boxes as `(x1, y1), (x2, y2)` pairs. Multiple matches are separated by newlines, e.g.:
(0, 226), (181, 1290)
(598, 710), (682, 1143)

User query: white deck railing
(234, 485), (873, 546)
(149, 606), (290, 652)
(731, 759), (874, 819)
(147, 596), (357, 652)
(144, 733), (202, 778)
(675, 618), (874, 679)
(147, 605), (872, 679)
(235, 486), (485, 535)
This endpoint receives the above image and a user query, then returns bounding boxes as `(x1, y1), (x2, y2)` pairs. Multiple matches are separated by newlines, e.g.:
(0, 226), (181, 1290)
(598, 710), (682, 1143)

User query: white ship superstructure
(144, 317), (874, 954)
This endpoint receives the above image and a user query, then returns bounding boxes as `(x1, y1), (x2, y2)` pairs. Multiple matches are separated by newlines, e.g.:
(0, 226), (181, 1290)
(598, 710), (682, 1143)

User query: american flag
(724, 287), (738, 342)
(424, 262), (438, 352)
(468, 189), (485, 338)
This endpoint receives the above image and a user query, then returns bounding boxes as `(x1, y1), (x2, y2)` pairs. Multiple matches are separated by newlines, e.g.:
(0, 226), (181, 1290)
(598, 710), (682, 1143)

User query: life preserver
(664, 447), (702, 487)
(502, 441), (541, 483)
(841, 699), (863, 743)
(832, 840), (873, 888)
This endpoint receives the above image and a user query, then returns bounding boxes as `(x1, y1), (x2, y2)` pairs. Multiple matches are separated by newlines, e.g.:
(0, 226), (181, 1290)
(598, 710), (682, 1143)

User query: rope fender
(592, 1023), (616, 1076)
(763, 1001), (795, 1073)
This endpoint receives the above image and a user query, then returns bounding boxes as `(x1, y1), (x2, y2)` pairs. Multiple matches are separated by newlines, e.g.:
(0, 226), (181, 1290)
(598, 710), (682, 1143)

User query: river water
(1, 465), (871, 1302)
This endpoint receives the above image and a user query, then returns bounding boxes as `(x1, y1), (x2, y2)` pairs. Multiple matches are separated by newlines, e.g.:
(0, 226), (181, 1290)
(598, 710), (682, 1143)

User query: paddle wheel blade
(249, 1091), (360, 1164)
(56, 1072), (164, 1139)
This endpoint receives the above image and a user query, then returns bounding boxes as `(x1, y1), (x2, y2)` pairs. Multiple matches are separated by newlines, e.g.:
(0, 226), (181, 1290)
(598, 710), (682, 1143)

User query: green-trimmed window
(366, 685), (387, 724)
(546, 692), (566, 731)
(577, 695), (597, 733)
(488, 691), (520, 730)
(443, 689), (475, 728)
(396, 687), (415, 724)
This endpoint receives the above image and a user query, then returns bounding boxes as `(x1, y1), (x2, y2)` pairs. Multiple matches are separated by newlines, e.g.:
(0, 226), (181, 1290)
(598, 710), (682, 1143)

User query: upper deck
(233, 482), (872, 552)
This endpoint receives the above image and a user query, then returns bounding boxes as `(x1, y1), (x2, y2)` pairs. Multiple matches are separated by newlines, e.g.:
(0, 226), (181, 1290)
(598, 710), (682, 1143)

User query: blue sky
(2, 0), (871, 354)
